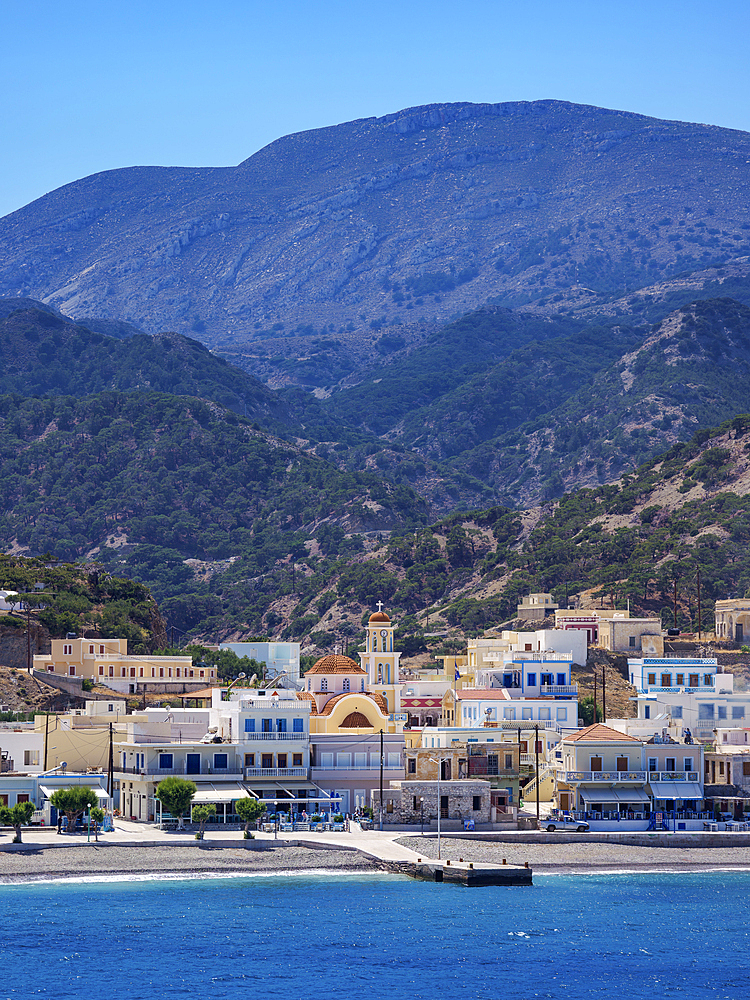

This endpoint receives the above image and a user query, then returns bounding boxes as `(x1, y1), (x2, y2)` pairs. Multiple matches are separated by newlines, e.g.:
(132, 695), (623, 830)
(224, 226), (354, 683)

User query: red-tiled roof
(455, 689), (511, 700)
(319, 692), (389, 717)
(306, 654), (366, 675)
(564, 723), (641, 743)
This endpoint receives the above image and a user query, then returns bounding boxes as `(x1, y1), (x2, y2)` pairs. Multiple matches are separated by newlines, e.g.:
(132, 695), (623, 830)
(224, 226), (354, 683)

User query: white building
(467, 629), (587, 671)
(628, 656), (750, 739)
(0, 727), (44, 773)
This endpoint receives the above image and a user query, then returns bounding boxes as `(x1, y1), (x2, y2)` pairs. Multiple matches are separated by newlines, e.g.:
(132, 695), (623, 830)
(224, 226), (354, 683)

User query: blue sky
(1, 0), (749, 219)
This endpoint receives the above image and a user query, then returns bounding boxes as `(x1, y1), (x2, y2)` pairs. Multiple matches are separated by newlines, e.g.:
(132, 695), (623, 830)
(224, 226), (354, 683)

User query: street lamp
(420, 796), (424, 836)
(428, 754), (442, 860)
(225, 672), (246, 699)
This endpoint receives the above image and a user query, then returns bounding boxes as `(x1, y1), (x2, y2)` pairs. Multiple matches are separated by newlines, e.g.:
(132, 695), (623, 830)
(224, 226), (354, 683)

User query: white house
(218, 641), (301, 686)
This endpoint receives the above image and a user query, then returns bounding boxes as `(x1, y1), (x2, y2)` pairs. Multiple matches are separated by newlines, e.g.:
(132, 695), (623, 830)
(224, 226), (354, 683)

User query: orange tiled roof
(319, 692), (388, 717)
(565, 723), (641, 743)
(296, 690), (317, 715)
(305, 654), (366, 676)
(455, 688), (511, 700)
(369, 611), (391, 623)
(340, 712), (371, 728)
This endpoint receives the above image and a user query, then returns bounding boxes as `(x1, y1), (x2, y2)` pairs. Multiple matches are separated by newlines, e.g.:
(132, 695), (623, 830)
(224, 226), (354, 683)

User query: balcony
(242, 732), (308, 741)
(648, 771), (699, 782)
(540, 684), (578, 696)
(245, 767), (306, 778)
(310, 764), (402, 773)
(117, 765), (243, 777)
(564, 770), (647, 782)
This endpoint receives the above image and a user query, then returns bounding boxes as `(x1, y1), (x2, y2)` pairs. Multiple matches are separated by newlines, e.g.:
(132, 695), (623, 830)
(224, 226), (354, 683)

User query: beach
(397, 835), (750, 873)
(0, 842), (379, 883)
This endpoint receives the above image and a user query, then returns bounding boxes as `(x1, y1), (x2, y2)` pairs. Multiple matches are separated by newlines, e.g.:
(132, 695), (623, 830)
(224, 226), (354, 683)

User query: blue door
(186, 754), (201, 774)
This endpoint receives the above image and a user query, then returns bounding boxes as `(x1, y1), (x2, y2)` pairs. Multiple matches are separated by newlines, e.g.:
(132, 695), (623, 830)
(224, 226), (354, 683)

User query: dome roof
(306, 654), (366, 676)
(340, 711), (371, 728)
(369, 611), (391, 623)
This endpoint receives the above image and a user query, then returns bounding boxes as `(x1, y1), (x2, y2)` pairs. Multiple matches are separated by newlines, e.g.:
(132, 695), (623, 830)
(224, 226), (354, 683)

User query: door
(186, 753), (201, 774)
(736, 623), (744, 642)
(440, 795), (449, 819)
(441, 759), (451, 780)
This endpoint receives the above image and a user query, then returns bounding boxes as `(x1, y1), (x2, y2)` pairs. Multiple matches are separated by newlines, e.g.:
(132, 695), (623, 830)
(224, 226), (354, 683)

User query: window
(63, 644), (72, 655)
(360, 679), (365, 691)
(387, 752), (400, 768)
(158, 753), (173, 769)
(718, 706), (727, 720)
(159, 667), (164, 678)
(245, 719), (256, 733)
(672, 705), (683, 719)
(108, 704), (113, 712)
(704, 675), (713, 686)
(522, 707), (533, 720)
(320, 677), (328, 691)
(139, 667), (144, 678)
(665, 757), (676, 772)
(644, 705), (650, 719)
(176, 668), (180, 678)
(648, 757), (658, 772)
(684, 758), (693, 772)
(743, 762), (750, 777)
(616, 757), (628, 771)
(292, 754), (303, 767)
(629, 636), (636, 647)
(719, 761), (725, 775)
(261, 754), (273, 769)
(213, 753), (228, 770)
(556, 707), (568, 721)
(24, 750), (40, 766)
(648, 673), (656, 685)
(69, 666), (76, 676)
(262, 719), (272, 733)
(472, 796), (481, 811)
(590, 756), (603, 772)
(408, 759), (416, 773)
(527, 673), (536, 687)
(354, 752), (366, 767)
(689, 673), (700, 687)
(320, 752), (334, 768)
(277, 754), (287, 769)
(557, 673), (566, 686)
(99, 645), (104, 654)
(337, 753), (351, 768)
(293, 718), (303, 733)
(17, 794), (29, 804)
(732, 706), (746, 720)
(676, 674), (684, 686)
(244, 753), (255, 767)
(699, 704), (714, 720)
(504, 753), (513, 770)
(541, 673), (553, 686)
(276, 718), (287, 733)
(89, 644), (94, 654)
(98, 665), (104, 676)
(661, 673), (671, 687)
(503, 708), (516, 720)
(539, 707), (551, 721)
(342, 678), (350, 692)
(130, 667), (136, 678)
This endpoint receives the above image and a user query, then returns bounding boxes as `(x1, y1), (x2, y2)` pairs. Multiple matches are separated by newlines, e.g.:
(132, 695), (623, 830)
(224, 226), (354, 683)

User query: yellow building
(33, 636), (214, 694)
(299, 654), (394, 734)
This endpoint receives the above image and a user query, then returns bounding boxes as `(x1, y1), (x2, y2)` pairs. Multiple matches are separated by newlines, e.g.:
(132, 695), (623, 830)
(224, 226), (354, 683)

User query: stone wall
(374, 779), (491, 825)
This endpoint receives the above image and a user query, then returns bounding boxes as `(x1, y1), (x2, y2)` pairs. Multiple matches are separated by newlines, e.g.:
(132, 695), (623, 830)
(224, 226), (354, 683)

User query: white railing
(242, 732), (308, 741)
(540, 684), (578, 695)
(564, 770), (647, 782)
(311, 764), (402, 773)
(245, 767), (306, 778)
(648, 771), (699, 782)
(500, 720), (560, 730)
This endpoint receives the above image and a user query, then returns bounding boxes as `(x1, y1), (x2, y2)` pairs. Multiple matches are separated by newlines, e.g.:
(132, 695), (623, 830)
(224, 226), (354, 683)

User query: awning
(649, 781), (703, 800)
(609, 787), (650, 803)
(192, 784), (252, 804)
(93, 788), (110, 801)
(579, 788), (620, 803)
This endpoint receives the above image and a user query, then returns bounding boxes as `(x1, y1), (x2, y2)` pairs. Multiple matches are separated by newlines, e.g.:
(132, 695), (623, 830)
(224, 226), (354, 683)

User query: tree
(49, 786), (98, 832)
(578, 696), (602, 727)
(235, 797), (266, 837)
(155, 777), (196, 829)
(90, 806), (105, 842)
(191, 803), (215, 839)
(0, 800), (35, 843)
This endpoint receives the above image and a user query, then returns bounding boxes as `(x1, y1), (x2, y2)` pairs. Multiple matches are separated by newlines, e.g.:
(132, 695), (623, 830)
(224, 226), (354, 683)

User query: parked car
(544, 817), (589, 832)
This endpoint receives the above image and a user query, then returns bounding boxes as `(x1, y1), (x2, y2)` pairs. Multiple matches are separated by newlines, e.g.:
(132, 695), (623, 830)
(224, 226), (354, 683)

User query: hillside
(2, 100), (750, 389)
(0, 299), (291, 426)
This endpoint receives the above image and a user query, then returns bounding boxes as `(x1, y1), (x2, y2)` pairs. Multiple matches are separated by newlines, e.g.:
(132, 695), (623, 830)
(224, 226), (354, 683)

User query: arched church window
(343, 678), (350, 692)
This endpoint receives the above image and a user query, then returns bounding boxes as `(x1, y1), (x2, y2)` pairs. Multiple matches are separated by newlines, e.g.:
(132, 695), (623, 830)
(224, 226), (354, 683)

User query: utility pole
(593, 669), (598, 725)
(673, 577), (678, 632)
(107, 722), (114, 802)
(379, 729), (384, 832)
(26, 606), (31, 673)
(602, 668), (607, 723)
(534, 724), (540, 830)
(44, 713), (49, 771)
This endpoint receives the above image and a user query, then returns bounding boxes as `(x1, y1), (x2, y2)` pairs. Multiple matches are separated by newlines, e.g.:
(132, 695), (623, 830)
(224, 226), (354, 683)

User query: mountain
(0, 299), (290, 425)
(2, 100), (750, 390)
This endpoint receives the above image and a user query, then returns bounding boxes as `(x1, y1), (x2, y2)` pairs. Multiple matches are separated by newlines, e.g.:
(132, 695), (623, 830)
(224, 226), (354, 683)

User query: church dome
(369, 611), (391, 623)
(306, 654), (366, 675)
(340, 711), (370, 728)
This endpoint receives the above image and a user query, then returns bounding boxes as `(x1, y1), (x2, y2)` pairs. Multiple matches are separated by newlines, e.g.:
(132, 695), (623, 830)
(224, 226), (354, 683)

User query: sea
(1, 869), (748, 999)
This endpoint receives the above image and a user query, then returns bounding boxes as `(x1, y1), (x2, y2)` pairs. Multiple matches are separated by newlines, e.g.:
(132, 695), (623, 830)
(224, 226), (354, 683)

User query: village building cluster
(3, 597), (750, 833)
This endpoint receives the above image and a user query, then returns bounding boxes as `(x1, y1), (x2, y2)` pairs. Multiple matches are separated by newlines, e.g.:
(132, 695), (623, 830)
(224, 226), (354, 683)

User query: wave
(0, 868), (395, 888)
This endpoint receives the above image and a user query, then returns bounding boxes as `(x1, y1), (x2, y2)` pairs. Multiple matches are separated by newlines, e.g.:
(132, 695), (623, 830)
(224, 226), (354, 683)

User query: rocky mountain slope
(2, 100), (750, 389)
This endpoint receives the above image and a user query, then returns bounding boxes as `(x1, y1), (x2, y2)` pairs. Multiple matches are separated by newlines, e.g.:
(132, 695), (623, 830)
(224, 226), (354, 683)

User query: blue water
(1, 870), (749, 999)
